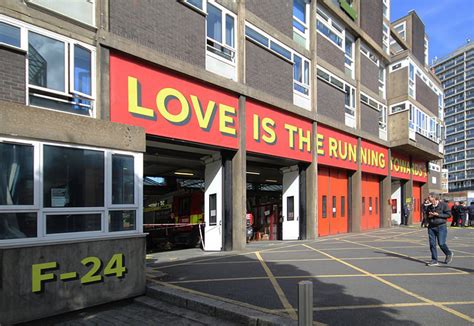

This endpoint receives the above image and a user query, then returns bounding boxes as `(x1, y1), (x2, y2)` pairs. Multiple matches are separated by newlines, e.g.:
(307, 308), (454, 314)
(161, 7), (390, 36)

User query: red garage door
(318, 167), (349, 236)
(361, 174), (380, 231)
(412, 183), (422, 223)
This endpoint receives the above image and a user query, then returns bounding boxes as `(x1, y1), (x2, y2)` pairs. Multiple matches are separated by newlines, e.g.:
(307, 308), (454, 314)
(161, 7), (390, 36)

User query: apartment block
(0, 0), (443, 323)
(433, 41), (474, 192)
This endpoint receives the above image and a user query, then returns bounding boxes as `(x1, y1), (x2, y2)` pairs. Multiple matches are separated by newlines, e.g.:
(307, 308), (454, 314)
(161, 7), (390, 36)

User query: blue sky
(390, 0), (474, 64)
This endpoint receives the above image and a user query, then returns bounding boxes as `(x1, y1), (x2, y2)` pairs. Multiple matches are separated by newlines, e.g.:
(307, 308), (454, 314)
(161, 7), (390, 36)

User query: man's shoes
(445, 253), (454, 264)
(426, 261), (439, 266)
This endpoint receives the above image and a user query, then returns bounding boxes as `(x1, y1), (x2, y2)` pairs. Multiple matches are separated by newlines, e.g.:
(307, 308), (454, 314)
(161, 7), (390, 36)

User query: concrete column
(305, 122), (318, 240)
(350, 138), (362, 233)
(99, 47), (110, 121)
(232, 95), (246, 250)
(354, 38), (362, 129)
(381, 149), (392, 228)
(405, 177), (414, 225)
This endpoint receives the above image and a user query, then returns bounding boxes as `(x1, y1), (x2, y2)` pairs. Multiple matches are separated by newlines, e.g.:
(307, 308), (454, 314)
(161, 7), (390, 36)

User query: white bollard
(298, 280), (313, 326)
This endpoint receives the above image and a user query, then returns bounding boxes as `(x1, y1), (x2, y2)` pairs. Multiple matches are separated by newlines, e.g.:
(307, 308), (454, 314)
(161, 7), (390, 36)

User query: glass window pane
(28, 31), (65, 92)
(28, 0), (94, 25)
(304, 61), (309, 84)
(109, 210), (136, 232)
(322, 195), (327, 218)
(207, 4), (222, 43)
(270, 41), (292, 60)
(0, 21), (21, 47)
(112, 154), (134, 205)
(0, 212), (37, 239)
(245, 26), (268, 47)
(74, 45), (92, 96)
(294, 0), (306, 23)
(46, 213), (101, 234)
(341, 196), (345, 217)
(43, 145), (104, 207)
(294, 55), (302, 82)
(0, 143), (34, 205)
(186, 0), (202, 9)
(225, 14), (234, 48)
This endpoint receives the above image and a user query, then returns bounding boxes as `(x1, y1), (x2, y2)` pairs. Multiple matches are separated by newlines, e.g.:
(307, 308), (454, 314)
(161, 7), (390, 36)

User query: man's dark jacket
(429, 201), (451, 226)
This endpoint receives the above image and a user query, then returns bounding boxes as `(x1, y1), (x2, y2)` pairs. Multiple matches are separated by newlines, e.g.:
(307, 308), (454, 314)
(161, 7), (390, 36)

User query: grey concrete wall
(360, 103), (380, 137)
(411, 13), (426, 65)
(246, 0), (292, 38)
(0, 47), (26, 104)
(388, 111), (409, 142)
(0, 236), (146, 324)
(428, 169), (442, 192)
(361, 55), (380, 95)
(416, 134), (439, 153)
(0, 101), (146, 152)
(360, 0), (383, 47)
(316, 79), (345, 122)
(317, 36), (345, 73)
(245, 40), (293, 103)
(109, 0), (205, 68)
(416, 76), (438, 115)
(388, 67), (408, 100)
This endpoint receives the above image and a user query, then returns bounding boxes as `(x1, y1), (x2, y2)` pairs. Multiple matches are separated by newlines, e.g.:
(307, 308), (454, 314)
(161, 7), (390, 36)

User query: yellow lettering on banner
(348, 143), (357, 163)
(379, 153), (386, 168)
(298, 128), (311, 152)
(328, 138), (338, 158)
(316, 133), (325, 155)
(219, 104), (237, 136)
(262, 118), (276, 144)
(156, 88), (190, 124)
(339, 141), (348, 160)
(360, 147), (367, 165)
(128, 77), (155, 118)
(285, 124), (298, 149)
(371, 150), (378, 167)
(190, 95), (216, 130)
(253, 114), (260, 141)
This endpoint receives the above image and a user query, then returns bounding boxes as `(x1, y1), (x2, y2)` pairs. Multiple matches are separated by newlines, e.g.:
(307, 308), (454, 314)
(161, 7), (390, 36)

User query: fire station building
(0, 0), (444, 323)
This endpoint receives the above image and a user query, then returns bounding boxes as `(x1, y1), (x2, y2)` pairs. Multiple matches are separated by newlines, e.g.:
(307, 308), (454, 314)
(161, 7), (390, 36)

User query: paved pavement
(148, 226), (474, 325)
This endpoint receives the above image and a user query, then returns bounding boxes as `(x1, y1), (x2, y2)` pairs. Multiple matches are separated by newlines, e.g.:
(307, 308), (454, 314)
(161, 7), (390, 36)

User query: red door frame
(318, 167), (348, 236)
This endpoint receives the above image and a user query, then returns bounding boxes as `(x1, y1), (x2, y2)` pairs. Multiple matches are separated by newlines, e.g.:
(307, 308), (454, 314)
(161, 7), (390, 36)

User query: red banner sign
(109, 53), (239, 149)
(246, 101), (312, 162)
(391, 152), (411, 180)
(360, 140), (388, 176)
(316, 125), (358, 171)
(412, 160), (428, 183)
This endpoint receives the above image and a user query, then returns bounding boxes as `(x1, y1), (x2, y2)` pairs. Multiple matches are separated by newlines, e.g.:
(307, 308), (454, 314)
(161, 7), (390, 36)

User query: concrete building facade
(0, 0), (443, 323)
(432, 41), (474, 193)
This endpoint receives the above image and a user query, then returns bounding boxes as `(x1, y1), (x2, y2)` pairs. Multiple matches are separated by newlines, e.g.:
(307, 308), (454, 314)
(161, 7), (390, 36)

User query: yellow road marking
(255, 251), (298, 320)
(303, 244), (474, 323)
(341, 239), (470, 275)
(273, 301), (474, 313)
(167, 271), (465, 284)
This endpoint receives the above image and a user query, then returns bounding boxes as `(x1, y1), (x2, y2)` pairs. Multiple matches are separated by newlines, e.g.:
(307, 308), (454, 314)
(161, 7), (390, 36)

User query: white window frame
(0, 137), (143, 246)
(206, 0), (237, 64)
(382, 22), (390, 54)
(360, 44), (379, 66)
(344, 32), (355, 79)
(424, 35), (429, 67)
(383, 0), (390, 20)
(183, 0), (207, 13)
(379, 65), (386, 99)
(26, 0), (96, 27)
(316, 7), (344, 51)
(0, 15), (96, 117)
(293, 0), (310, 49)
(394, 21), (406, 41)
(317, 65), (356, 128)
(293, 53), (311, 98)
(408, 63), (416, 98)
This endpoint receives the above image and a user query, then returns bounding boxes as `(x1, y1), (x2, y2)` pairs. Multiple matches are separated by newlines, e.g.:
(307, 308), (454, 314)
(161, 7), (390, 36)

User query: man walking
(451, 201), (460, 227)
(421, 198), (431, 228)
(426, 195), (453, 266)
(468, 202), (474, 227)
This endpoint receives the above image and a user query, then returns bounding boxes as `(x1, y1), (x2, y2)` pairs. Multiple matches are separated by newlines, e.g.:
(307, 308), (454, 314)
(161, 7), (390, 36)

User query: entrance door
(391, 181), (402, 225)
(282, 166), (299, 240)
(361, 174), (380, 230)
(204, 158), (223, 251)
(318, 167), (330, 236)
(318, 167), (349, 236)
(413, 183), (422, 223)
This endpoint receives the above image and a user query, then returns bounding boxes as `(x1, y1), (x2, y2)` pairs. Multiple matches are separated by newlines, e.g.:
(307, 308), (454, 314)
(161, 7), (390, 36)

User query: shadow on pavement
(149, 246), (422, 326)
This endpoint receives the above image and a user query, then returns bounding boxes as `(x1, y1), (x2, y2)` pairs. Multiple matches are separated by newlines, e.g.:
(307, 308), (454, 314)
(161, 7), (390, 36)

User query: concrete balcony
(388, 110), (443, 160)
